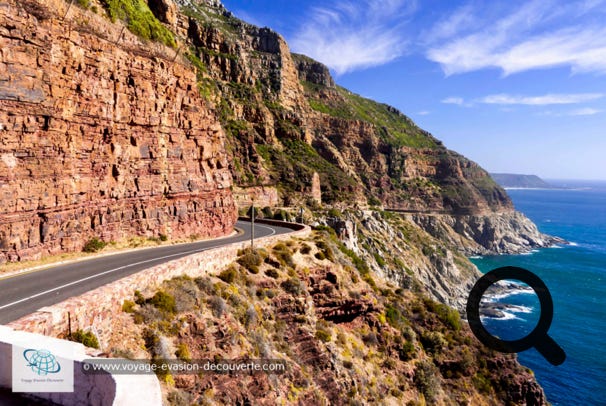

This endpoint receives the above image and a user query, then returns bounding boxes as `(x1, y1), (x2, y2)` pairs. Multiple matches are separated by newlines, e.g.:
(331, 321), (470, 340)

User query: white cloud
(426, 0), (606, 76)
(422, 4), (476, 43)
(290, 0), (415, 75)
(441, 97), (465, 105)
(569, 107), (602, 115)
(417, 110), (430, 115)
(480, 93), (603, 105)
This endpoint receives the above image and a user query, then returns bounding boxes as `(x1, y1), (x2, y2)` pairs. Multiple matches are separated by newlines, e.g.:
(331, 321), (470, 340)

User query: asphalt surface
(0, 220), (293, 324)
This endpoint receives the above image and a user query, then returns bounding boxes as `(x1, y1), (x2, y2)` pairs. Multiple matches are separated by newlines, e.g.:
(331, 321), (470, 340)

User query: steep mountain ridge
(169, 0), (556, 255)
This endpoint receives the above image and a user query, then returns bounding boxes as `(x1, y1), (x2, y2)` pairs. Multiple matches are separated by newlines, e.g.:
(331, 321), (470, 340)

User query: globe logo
(23, 349), (61, 376)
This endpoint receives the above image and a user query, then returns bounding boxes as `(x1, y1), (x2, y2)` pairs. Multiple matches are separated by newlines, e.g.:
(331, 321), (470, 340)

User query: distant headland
(490, 173), (561, 189)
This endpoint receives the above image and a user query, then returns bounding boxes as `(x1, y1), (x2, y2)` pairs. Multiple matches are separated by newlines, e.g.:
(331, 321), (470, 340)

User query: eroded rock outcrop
(412, 211), (563, 255)
(0, 0), (237, 262)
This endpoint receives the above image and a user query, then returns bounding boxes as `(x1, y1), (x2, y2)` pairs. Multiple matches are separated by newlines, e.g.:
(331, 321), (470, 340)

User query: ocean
(471, 180), (606, 406)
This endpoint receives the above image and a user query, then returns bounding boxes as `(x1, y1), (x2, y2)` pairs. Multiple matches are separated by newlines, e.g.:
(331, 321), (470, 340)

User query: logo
(466, 266), (566, 366)
(23, 349), (61, 376)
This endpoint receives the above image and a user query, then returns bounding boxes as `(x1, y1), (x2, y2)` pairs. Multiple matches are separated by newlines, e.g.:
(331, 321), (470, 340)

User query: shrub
(175, 343), (191, 361)
(250, 331), (271, 358)
(134, 303), (163, 324)
(472, 371), (492, 394)
(273, 209), (290, 221)
(134, 290), (145, 305)
(398, 340), (415, 361)
(159, 234), (168, 242)
(265, 268), (280, 278)
(237, 249), (263, 274)
(362, 332), (379, 346)
(149, 291), (176, 314)
(83, 237), (106, 253)
(367, 196), (381, 206)
(281, 277), (305, 295)
(327, 208), (342, 218)
(247, 205), (260, 218)
(194, 276), (215, 295)
(256, 288), (276, 299)
(414, 360), (440, 403)
(385, 305), (406, 329)
(218, 266), (238, 283)
(321, 246), (335, 261)
(76, 0), (91, 8)
(208, 296), (226, 318)
(315, 329), (332, 343)
(420, 331), (447, 354)
(273, 243), (295, 268)
(299, 244), (312, 254)
(423, 298), (462, 331)
(244, 305), (258, 327)
(70, 329), (99, 349)
(122, 300), (136, 313)
(262, 206), (273, 218)
(374, 253), (386, 267)
(167, 390), (192, 405)
(438, 306), (461, 331)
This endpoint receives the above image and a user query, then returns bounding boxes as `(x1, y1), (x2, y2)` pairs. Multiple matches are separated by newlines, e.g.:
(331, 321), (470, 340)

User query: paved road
(0, 220), (293, 324)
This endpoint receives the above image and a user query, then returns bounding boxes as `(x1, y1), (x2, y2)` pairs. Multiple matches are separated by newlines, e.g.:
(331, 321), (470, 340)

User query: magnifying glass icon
(466, 266), (566, 366)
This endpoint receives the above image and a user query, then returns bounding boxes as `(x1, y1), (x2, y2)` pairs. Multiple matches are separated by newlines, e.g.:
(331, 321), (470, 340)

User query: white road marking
(0, 223), (280, 311)
(0, 247), (211, 311)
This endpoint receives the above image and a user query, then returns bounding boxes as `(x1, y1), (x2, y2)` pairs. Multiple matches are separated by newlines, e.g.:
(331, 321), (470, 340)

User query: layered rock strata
(0, 0), (237, 263)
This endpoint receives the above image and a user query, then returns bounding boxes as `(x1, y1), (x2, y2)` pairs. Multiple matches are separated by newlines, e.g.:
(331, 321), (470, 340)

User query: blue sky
(223, 0), (606, 180)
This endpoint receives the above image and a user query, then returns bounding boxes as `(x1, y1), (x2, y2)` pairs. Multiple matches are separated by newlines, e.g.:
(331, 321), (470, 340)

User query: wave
(481, 311), (519, 322)
(509, 305), (534, 314)
(480, 305), (534, 321)
(569, 242), (579, 246)
(482, 285), (534, 301)
(469, 255), (484, 259)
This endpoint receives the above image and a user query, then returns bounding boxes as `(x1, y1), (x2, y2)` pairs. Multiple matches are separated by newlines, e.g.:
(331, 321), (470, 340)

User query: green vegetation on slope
(180, 1), (241, 36)
(304, 82), (439, 149)
(258, 139), (358, 203)
(100, 0), (176, 47)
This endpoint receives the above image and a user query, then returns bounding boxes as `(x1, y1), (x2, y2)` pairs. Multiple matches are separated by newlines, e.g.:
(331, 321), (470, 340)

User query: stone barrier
(0, 221), (310, 405)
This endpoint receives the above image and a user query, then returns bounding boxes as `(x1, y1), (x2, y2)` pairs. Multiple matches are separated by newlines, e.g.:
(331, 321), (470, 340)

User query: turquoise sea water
(471, 180), (606, 406)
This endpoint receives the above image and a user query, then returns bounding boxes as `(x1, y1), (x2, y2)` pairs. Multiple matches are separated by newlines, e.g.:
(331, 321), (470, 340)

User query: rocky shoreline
(412, 210), (567, 256)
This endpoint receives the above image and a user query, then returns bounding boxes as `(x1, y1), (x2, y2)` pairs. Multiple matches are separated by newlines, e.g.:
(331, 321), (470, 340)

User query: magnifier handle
(535, 335), (566, 366)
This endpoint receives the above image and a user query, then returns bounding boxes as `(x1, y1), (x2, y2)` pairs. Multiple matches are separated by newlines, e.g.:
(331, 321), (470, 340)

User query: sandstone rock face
(292, 53), (335, 88)
(147, 0), (179, 27)
(310, 171), (322, 204)
(0, 0), (236, 262)
(232, 185), (279, 208)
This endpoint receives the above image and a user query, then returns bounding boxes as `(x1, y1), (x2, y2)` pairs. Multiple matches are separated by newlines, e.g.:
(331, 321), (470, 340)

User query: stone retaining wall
(6, 222), (310, 346)
(0, 325), (162, 405)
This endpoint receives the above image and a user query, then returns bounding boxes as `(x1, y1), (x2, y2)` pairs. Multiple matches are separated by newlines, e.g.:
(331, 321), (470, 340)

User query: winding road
(0, 220), (293, 324)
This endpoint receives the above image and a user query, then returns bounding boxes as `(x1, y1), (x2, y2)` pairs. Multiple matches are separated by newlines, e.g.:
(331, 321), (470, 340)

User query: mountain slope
(169, 0), (556, 255)
(491, 173), (555, 189)
(0, 1), (551, 404)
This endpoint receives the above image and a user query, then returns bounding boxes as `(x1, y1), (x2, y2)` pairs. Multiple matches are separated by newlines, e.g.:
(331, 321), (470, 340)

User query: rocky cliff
(170, 0), (555, 255)
(0, 0), (237, 263)
(0, 1), (551, 404)
(109, 233), (545, 405)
